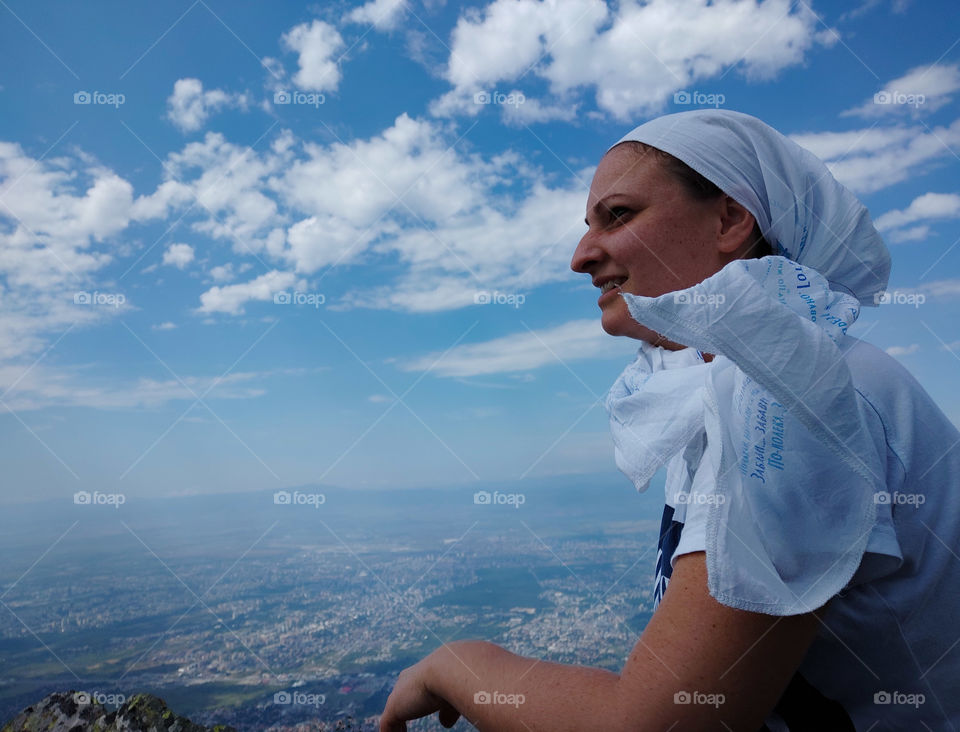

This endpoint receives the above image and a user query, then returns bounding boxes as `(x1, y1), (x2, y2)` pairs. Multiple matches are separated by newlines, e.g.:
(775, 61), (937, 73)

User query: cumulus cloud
(790, 118), (960, 193)
(0, 140), (175, 364)
(499, 93), (578, 126)
(285, 215), (377, 272)
(874, 192), (960, 232)
(843, 62), (960, 118)
(162, 242), (195, 269)
(156, 131), (291, 257)
(401, 318), (636, 377)
(208, 262), (251, 282)
(272, 113), (588, 293)
(282, 19), (345, 92)
(344, 182), (589, 312)
(885, 344), (919, 356)
(431, 0), (825, 120)
(166, 78), (248, 133)
(2, 108), (595, 340)
(111, 113), (592, 314)
(919, 279), (960, 300)
(345, 0), (407, 30)
(197, 269), (300, 315)
(886, 225), (929, 244)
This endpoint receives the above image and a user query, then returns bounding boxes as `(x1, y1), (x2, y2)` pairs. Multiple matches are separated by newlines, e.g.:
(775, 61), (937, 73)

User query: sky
(1, 0), (959, 504)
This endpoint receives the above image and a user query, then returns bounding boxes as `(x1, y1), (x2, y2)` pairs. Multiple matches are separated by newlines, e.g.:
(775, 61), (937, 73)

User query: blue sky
(1, 0), (959, 504)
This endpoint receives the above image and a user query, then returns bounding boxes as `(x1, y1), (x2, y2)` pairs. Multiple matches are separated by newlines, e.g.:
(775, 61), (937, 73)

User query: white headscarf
(604, 111), (892, 615)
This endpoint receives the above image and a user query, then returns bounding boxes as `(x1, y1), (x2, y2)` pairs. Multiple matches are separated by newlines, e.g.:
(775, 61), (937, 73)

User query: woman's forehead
(589, 146), (668, 200)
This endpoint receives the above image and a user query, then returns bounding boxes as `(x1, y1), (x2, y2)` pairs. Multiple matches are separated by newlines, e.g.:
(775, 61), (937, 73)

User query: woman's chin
(600, 311), (654, 343)
(599, 312), (685, 349)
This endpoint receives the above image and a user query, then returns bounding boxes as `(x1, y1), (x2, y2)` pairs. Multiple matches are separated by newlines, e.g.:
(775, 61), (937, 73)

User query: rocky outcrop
(1, 691), (237, 732)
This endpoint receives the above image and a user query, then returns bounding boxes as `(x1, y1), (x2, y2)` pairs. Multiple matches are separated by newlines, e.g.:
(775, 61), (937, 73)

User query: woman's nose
(571, 230), (603, 273)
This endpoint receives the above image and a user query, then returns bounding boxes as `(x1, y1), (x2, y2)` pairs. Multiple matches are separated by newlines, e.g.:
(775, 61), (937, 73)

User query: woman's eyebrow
(585, 194), (630, 225)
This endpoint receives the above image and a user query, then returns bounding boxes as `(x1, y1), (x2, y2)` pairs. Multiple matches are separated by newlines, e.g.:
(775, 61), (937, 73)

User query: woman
(379, 110), (960, 731)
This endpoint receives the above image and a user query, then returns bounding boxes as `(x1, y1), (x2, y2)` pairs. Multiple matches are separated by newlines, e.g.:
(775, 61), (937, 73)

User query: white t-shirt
(655, 336), (960, 731)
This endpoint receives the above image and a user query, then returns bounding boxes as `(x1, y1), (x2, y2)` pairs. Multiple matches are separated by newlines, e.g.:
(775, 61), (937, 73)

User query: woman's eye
(609, 207), (631, 222)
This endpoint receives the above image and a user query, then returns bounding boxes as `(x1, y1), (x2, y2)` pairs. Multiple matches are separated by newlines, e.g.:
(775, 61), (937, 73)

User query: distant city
(0, 476), (663, 730)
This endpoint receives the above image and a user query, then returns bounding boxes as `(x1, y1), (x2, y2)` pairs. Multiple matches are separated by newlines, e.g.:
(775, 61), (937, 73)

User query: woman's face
(570, 144), (736, 346)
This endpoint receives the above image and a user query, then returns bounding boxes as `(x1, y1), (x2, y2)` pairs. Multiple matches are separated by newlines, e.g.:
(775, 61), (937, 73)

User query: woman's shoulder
(840, 335), (959, 464)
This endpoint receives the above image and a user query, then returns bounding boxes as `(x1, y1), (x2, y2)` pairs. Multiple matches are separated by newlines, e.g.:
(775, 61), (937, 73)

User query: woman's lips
(598, 282), (624, 306)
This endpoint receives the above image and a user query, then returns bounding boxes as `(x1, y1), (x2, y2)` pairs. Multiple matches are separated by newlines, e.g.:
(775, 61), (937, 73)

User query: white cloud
(208, 262), (251, 282)
(197, 269), (299, 315)
(157, 131), (291, 256)
(0, 144), (136, 266)
(273, 113), (548, 282)
(401, 318), (636, 377)
(142, 113), (592, 313)
(162, 242), (195, 269)
(499, 94), (579, 126)
(874, 192), (960, 231)
(345, 0), (407, 30)
(919, 279), (960, 300)
(887, 225), (929, 244)
(790, 118), (960, 193)
(788, 126), (916, 161)
(152, 321), (177, 330)
(282, 19), (345, 92)
(285, 214), (376, 272)
(432, 0), (824, 120)
(0, 140), (177, 365)
(129, 179), (194, 221)
(275, 113), (485, 231)
(0, 364), (273, 412)
(843, 62), (960, 118)
(166, 78), (249, 133)
(839, 0), (913, 23)
(885, 344), (919, 356)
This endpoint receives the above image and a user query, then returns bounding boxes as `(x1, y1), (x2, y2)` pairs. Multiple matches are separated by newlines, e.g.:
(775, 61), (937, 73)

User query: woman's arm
(380, 551), (822, 731)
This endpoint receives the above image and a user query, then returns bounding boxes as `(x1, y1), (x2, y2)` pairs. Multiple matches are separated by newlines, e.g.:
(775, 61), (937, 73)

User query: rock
(1, 691), (236, 732)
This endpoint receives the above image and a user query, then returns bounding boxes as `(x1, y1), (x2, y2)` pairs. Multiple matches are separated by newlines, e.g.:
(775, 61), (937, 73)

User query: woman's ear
(717, 196), (757, 255)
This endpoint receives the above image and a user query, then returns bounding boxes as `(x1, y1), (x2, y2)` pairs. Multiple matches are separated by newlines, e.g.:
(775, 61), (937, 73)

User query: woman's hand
(380, 654), (462, 731)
